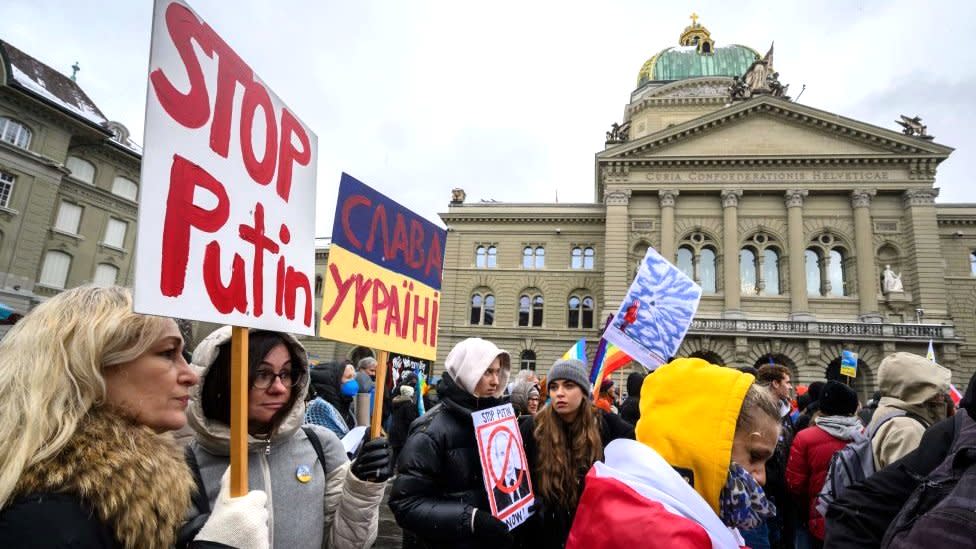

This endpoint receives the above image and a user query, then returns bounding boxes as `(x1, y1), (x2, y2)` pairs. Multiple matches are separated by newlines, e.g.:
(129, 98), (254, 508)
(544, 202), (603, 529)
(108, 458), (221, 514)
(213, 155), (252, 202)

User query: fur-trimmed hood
(12, 409), (193, 549)
(187, 325), (311, 455)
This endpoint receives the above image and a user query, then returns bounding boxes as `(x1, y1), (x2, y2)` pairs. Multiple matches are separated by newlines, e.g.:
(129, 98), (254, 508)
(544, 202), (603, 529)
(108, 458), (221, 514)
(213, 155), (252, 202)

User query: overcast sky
(1, 1), (973, 236)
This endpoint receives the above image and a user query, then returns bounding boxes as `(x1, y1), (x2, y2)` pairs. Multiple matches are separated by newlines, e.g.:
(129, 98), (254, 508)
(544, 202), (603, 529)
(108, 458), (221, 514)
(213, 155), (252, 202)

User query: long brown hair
(533, 400), (603, 509)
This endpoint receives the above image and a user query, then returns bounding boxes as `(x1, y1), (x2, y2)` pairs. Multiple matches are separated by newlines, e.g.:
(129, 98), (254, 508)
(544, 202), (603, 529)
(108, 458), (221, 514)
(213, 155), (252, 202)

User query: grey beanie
(548, 359), (591, 397)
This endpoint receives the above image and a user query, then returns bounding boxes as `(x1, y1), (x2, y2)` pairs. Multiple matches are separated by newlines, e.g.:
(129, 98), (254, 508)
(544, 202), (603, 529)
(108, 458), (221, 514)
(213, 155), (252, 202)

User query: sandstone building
(426, 19), (976, 396)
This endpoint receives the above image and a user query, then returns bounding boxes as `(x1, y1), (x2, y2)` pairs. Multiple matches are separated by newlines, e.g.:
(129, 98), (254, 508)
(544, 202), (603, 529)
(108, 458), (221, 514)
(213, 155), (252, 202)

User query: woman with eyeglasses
(182, 327), (392, 549)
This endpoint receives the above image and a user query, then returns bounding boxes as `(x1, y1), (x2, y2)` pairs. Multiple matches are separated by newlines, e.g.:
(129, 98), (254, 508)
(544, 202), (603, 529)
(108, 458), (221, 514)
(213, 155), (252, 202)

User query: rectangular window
(54, 201), (82, 234)
(39, 251), (71, 288)
(0, 172), (13, 208)
(103, 218), (127, 248)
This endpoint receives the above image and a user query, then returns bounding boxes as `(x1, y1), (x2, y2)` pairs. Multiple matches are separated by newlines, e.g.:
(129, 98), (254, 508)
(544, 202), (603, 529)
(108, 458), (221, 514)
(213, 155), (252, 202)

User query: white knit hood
(444, 337), (511, 397)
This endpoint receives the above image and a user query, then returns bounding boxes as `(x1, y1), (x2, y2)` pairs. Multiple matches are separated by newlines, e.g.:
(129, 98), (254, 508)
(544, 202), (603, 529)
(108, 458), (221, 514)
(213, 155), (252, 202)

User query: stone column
(852, 189), (882, 322)
(785, 190), (812, 321)
(722, 189), (743, 318)
(903, 189), (948, 320)
(658, 189), (679, 261)
(603, 188), (632, 312)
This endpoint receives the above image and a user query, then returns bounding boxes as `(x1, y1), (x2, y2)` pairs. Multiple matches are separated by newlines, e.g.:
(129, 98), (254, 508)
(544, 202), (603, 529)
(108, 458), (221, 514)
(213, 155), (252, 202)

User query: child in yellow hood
(566, 358), (782, 549)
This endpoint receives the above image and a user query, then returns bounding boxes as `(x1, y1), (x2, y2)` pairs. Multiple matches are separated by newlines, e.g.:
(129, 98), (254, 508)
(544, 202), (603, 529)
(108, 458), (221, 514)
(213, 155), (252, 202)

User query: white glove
(195, 467), (270, 549)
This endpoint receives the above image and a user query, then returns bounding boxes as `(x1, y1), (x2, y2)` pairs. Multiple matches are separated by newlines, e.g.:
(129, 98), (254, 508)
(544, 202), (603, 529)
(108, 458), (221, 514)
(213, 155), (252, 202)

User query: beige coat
(869, 352), (951, 468)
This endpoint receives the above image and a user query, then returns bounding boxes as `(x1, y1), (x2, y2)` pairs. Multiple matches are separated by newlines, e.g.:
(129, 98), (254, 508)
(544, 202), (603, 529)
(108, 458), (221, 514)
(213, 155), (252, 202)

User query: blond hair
(0, 285), (175, 508)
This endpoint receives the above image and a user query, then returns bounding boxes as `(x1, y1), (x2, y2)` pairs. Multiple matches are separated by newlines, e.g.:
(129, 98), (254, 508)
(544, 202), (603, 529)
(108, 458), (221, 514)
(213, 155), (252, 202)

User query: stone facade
(0, 42), (141, 339)
(424, 73), (974, 398)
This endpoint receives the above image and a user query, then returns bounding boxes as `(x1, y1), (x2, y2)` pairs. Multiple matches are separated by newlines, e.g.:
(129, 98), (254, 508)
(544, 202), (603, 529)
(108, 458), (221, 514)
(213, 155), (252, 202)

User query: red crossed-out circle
(486, 425), (525, 495)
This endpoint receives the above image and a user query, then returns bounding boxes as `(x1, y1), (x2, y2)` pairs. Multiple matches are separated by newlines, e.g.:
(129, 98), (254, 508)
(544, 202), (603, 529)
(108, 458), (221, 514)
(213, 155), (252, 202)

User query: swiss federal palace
(2, 20), (975, 395)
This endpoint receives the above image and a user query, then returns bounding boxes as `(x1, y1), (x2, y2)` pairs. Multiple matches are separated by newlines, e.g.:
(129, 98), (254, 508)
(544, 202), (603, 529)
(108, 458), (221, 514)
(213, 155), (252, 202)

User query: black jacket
(0, 492), (230, 549)
(389, 393), (421, 460)
(389, 374), (507, 549)
(515, 408), (635, 549)
(824, 374), (976, 548)
(308, 361), (355, 428)
(618, 372), (646, 426)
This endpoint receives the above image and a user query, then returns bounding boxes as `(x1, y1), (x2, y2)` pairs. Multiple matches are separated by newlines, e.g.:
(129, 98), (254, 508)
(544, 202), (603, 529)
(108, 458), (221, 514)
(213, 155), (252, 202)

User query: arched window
(970, 252), (976, 276)
(39, 250), (71, 288)
(0, 117), (31, 149)
(523, 246), (544, 268)
(518, 292), (544, 327)
(534, 247), (545, 268)
(520, 350), (537, 371)
(567, 294), (594, 328)
(700, 248), (717, 293)
(65, 156), (95, 184)
(523, 247), (533, 268)
(806, 249), (822, 296)
(676, 232), (719, 294)
(828, 249), (847, 296)
(470, 292), (495, 325)
(763, 248), (780, 295)
(571, 246), (595, 270)
(740, 248), (757, 295)
(93, 263), (119, 287)
(476, 246), (487, 268)
(111, 176), (138, 201)
(486, 246), (497, 267)
(677, 247), (694, 279)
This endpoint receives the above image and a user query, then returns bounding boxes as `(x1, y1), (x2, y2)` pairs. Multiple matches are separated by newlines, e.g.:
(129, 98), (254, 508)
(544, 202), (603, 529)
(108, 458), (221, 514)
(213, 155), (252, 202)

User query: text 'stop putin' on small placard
(135, 0), (317, 335)
(319, 173), (447, 360)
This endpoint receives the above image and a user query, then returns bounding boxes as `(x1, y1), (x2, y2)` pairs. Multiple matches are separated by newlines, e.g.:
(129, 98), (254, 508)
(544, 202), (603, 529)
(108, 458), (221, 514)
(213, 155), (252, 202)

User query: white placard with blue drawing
(602, 247), (702, 370)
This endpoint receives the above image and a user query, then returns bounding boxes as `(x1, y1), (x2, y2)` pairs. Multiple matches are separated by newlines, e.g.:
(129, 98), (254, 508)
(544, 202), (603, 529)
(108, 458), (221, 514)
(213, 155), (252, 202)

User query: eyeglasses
(252, 370), (303, 389)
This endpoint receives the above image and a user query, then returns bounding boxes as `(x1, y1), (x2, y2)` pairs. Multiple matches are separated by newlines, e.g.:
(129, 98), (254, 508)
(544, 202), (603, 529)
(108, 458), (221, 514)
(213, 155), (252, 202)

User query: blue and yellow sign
(319, 174), (446, 360)
(840, 350), (858, 378)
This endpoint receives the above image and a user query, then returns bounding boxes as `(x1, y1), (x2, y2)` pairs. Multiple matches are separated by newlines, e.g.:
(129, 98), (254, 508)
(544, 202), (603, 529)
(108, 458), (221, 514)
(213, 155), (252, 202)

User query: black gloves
(350, 436), (393, 482)
(471, 508), (512, 543)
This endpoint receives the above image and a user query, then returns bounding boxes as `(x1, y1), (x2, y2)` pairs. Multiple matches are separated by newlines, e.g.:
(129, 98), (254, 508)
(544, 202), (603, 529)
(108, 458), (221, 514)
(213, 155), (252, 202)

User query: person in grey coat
(183, 326), (392, 548)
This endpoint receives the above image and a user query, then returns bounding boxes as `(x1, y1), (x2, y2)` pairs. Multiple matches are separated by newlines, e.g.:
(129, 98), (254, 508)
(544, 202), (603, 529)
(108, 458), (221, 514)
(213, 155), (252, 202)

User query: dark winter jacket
(0, 409), (207, 549)
(786, 423), (855, 540)
(618, 371), (646, 425)
(389, 392), (420, 461)
(309, 361), (355, 428)
(824, 373), (976, 548)
(389, 374), (507, 549)
(515, 408), (635, 549)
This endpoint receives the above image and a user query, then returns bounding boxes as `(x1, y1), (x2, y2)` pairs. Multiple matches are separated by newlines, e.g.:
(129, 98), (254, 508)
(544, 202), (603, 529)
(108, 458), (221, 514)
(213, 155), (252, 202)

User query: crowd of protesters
(0, 284), (973, 549)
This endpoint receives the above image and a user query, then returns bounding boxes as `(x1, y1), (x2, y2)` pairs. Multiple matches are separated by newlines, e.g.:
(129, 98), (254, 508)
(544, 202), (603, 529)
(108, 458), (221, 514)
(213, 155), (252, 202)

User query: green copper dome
(636, 15), (760, 87)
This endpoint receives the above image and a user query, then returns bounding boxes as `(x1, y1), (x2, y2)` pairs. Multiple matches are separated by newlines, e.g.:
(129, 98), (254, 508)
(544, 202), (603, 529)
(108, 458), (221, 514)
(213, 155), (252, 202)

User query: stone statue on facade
(728, 75), (751, 101)
(605, 121), (630, 144)
(730, 43), (791, 102)
(896, 115), (935, 140)
(882, 264), (904, 294)
(450, 188), (466, 204)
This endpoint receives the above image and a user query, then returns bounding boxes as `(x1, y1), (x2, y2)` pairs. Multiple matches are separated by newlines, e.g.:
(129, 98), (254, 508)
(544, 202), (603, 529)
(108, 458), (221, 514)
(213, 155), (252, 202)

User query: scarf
(718, 462), (776, 530)
(814, 415), (863, 441)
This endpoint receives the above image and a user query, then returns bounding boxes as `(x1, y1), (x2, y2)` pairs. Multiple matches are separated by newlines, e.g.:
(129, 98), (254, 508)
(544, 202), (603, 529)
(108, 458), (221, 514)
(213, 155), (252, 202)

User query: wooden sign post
(370, 350), (390, 439)
(230, 327), (249, 496)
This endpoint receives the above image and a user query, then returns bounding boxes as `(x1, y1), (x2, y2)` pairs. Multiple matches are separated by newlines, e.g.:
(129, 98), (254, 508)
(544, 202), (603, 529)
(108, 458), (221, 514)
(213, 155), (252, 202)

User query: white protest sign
(603, 247), (702, 370)
(472, 403), (534, 530)
(135, 0), (317, 334)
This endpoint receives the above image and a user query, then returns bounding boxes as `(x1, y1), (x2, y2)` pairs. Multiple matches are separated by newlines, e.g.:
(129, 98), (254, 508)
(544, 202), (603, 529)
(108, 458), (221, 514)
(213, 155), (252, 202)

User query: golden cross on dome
(690, 12), (699, 26)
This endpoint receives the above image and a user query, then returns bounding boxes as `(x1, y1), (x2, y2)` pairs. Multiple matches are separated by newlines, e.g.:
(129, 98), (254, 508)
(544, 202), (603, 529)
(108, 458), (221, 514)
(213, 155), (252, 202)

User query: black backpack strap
(184, 445), (211, 514)
(302, 426), (329, 476)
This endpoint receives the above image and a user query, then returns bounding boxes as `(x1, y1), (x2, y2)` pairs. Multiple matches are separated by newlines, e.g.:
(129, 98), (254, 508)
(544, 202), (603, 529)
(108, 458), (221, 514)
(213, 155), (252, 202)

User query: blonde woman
(0, 286), (268, 549)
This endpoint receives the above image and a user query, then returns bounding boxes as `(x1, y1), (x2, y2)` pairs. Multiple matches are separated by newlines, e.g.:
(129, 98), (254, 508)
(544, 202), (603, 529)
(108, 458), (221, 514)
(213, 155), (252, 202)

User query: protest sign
(319, 173), (447, 360)
(473, 404), (534, 529)
(840, 350), (858, 378)
(135, 0), (318, 335)
(602, 247), (702, 370)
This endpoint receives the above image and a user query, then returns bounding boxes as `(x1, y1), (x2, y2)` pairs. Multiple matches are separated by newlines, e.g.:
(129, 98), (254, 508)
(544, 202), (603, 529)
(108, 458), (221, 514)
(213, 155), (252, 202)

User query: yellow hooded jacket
(635, 358), (754, 514)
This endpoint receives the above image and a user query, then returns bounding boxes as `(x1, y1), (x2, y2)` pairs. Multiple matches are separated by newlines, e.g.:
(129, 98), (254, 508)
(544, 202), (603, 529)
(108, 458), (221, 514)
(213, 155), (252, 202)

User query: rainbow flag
(562, 339), (587, 362)
(590, 341), (632, 396)
(416, 364), (427, 416)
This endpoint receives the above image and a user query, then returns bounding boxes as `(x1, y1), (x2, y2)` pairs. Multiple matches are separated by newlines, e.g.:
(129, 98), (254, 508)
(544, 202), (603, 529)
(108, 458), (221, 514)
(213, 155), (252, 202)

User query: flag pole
(230, 326), (249, 497)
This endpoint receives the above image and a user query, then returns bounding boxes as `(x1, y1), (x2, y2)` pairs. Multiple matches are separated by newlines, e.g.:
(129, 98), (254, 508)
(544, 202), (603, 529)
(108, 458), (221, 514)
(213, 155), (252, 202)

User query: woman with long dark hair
(516, 359), (634, 548)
